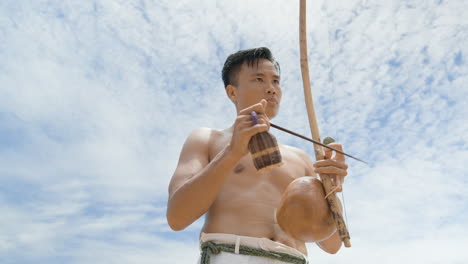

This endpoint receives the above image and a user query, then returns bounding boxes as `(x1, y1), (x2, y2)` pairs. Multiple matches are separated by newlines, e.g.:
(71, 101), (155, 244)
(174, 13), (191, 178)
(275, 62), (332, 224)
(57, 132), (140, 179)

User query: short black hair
(222, 47), (280, 88)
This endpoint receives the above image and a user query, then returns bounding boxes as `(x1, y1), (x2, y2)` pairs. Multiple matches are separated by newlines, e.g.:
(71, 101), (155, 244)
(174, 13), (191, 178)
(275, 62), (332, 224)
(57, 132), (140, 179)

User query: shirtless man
(167, 47), (348, 263)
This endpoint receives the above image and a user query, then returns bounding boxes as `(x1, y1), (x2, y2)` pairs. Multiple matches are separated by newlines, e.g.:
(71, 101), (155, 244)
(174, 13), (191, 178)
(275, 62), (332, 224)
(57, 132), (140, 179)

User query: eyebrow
(250, 73), (281, 79)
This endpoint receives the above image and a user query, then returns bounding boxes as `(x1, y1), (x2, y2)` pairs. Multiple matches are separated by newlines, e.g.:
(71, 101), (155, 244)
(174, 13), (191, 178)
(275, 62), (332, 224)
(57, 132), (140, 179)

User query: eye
(255, 77), (263, 82)
(273, 79), (280, 84)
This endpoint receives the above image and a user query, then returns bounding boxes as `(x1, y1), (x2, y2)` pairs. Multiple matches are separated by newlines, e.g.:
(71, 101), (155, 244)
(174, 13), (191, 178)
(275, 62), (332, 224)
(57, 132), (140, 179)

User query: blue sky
(1, 0), (467, 263)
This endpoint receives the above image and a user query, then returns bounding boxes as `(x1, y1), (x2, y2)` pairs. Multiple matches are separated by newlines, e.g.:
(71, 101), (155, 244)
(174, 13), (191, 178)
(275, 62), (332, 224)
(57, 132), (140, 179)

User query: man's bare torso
(168, 56), (347, 256)
(200, 127), (313, 255)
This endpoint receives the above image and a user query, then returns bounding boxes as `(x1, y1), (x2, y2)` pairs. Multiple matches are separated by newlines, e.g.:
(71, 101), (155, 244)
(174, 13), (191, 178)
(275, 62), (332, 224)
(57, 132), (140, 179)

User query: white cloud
(0, 0), (467, 263)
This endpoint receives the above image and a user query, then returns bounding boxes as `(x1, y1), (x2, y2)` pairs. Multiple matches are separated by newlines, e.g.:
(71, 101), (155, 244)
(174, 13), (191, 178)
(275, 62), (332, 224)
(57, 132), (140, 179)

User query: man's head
(222, 47), (282, 119)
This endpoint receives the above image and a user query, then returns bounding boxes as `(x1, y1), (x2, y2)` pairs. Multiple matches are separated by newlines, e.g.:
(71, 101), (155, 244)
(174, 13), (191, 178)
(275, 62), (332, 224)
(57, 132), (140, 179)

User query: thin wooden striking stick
(270, 123), (367, 164)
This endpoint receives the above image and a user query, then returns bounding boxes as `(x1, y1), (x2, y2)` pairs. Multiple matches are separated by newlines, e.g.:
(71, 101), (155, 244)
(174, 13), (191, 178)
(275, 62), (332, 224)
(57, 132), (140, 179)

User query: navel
(233, 164), (245, 174)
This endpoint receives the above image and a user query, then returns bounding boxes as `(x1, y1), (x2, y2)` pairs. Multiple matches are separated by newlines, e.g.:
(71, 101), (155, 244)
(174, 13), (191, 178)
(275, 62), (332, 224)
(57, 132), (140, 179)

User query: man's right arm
(166, 101), (269, 231)
(166, 127), (240, 231)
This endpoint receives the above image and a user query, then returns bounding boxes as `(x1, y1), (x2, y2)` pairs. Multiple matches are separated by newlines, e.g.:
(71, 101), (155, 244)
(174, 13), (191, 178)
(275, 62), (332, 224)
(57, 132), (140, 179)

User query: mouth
(266, 97), (278, 105)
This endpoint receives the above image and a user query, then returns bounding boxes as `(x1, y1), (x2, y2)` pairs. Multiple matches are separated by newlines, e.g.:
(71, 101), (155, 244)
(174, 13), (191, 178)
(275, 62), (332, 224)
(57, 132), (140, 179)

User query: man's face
(230, 59), (282, 119)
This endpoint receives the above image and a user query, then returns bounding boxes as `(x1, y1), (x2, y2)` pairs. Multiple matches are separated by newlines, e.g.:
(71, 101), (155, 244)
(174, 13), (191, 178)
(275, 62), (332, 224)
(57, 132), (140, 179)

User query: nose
(266, 85), (277, 95)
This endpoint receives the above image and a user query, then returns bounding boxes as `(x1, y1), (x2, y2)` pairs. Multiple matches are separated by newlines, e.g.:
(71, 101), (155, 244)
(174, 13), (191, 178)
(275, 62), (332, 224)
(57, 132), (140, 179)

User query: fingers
(324, 143), (345, 162)
(313, 159), (348, 170)
(314, 157), (347, 194)
(245, 123), (268, 137)
(230, 100), (270, 158)
(234, 114), (269, 139)
(324, 146), (333, 160)
(251, 112), (270, 129)
(235, 113), (269, 125)
(239, 100), (267, 115)
(237, 100), (270, 132)
(314, 159), (348, 177)
(320, 142), (347, 195)
(314, 166), (348, 177)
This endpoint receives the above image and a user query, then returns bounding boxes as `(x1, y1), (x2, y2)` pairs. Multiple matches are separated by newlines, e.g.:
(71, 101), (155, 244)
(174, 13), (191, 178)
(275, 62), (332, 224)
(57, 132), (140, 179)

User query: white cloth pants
(197, 232), (308, 264)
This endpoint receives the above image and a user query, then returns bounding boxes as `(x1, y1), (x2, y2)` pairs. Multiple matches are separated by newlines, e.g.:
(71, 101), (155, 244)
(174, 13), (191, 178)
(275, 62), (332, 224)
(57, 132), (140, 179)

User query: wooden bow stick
(299, 0), (351, 247)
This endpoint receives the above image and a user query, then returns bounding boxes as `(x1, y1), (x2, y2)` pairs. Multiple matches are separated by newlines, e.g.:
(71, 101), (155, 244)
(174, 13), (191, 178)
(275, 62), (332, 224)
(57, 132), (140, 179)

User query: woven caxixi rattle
(248, 111), (283, 172)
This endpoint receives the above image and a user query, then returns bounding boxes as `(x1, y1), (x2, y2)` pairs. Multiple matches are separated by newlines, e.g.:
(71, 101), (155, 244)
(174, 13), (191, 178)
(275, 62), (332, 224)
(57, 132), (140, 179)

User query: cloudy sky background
(1, 0), (467, 263)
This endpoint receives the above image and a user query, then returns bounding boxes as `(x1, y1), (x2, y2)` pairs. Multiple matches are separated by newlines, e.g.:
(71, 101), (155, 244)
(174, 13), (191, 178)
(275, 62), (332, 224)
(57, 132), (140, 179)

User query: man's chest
(209, 136), (309, 193)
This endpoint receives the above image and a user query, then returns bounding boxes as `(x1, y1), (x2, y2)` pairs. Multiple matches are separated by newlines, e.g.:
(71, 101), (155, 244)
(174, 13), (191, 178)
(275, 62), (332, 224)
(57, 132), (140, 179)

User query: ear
(225, 84), (238, 103)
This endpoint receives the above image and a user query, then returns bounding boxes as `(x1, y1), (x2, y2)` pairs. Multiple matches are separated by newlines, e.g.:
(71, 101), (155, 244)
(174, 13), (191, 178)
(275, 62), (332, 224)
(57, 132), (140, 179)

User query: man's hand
(229, 100), (270, 159)
(313, 143), (348, 193)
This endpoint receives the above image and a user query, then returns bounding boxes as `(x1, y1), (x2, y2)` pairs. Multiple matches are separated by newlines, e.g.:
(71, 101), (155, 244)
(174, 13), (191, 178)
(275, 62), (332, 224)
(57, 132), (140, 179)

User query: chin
(266, 107), (279, 119)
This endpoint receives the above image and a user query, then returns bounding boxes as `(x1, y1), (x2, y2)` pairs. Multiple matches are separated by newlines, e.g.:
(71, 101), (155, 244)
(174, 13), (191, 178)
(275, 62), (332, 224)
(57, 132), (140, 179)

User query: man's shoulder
(279, 144), (309, 157)
(185, 127), (225, 144)
(189, 127), (214, 135)
(279, 144), (315, 172)
(188, 127), (225, 137)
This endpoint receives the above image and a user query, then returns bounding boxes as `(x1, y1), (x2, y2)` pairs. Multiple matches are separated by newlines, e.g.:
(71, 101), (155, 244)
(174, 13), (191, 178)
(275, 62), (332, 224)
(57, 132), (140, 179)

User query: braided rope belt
(200, 241), (308, 264)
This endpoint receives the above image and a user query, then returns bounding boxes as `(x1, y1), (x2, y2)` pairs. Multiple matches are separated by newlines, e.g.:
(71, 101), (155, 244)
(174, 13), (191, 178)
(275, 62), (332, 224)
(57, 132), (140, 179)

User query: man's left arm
(316, 231), (342, 254)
